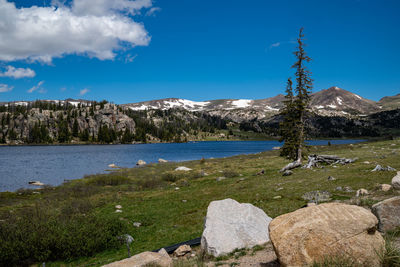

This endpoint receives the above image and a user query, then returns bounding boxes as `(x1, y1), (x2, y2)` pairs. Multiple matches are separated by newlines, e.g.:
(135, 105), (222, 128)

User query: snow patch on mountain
(231, 99), (252, 108)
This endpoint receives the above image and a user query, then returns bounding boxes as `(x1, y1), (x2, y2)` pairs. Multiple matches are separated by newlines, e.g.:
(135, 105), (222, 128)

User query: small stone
(182, 199), (187, 203)
(256, 169), (265, 175)
(216, 177), (226, 181)
(344, 186), (354, 192)
(335, 186), (343, 191)
(175, 166), (192, 171)
(273, 196), (282, 199)
(239, 178), (245, 181)
(307, 202), (316, 207)
(133, 222), (141, 228)
(173, 245), (191, 257)
(328, 176), (336, 181)
(363, 161), (370, 164)
(158, 158), (168, 163)
(115, 209), (122, 213)
(356, 189), (369, 197)
(190, 253), (196, 257)
(381, 184), (392, 192)
(302, 191), (331, 202)
(282, 170), (293, 176)
(28, 181), (44, 186)
(272, 146), (281, 150)
(175, 187), (180, 190)
(276, 187), (284, 191)
(115, 205), (122, 209)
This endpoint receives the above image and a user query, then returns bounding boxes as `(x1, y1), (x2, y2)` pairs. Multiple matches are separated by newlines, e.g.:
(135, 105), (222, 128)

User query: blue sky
(0, 0), (399, 103)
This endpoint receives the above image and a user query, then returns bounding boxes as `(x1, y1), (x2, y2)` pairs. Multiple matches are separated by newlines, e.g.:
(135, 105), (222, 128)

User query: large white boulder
(269, 203), (385, 267)
(392, 171), (400, 190)
(201, 198), (272, 257)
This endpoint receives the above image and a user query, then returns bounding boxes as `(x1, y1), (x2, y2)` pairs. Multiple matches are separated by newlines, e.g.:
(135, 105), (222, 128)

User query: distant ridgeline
(0, 97), (399, 145)
(0, 100), (228, 145)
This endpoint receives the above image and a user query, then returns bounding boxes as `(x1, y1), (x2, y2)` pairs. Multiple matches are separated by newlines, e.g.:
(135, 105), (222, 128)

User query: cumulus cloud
(79, 88), (89, 96)
(0, 83), (13, 92)
(0, 65), (36, 78)
(145, 7), (161, 16)
(0, 0), (152, 63)
(28, 81), (45, 93)
(71, 0), (152, 16)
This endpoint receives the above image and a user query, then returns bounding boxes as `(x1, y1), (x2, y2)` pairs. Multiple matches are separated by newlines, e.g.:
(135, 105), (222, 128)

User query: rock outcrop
(201, 198), (272, 257)
(372, 196), (400, 232)
(269, 203), (385, 267)
(103, 251), (172, 267)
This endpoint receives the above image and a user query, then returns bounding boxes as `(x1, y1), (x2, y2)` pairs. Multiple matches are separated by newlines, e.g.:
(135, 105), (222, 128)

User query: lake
(0, 140), (364, 192)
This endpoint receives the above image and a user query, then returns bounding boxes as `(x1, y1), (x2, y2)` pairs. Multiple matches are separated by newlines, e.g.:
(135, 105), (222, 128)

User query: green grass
(0, 139), (400, 266)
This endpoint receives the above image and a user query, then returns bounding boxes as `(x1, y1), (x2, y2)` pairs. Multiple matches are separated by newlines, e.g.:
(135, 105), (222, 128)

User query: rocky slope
(122, 87), (398, 122)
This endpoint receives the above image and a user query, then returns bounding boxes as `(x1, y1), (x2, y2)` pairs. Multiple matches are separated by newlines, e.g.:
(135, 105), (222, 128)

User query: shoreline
(0, 139), (368, 193)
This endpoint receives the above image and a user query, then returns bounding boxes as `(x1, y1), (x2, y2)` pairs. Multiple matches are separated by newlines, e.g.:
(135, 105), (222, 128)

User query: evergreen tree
(72, 119), (79, 137)
(279, 78), (298, 160)
(279, 28), (313, 163)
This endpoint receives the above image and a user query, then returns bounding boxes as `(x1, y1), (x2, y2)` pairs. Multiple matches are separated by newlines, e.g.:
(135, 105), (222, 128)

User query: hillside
(0, 139), (399, 266)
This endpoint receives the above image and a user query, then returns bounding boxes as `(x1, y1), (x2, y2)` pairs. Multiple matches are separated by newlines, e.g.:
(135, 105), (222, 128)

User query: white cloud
(269, 42), (281, 49)
(0, 83), (13, 92)
(71, 0), (152, 16)
(0, 65), (36, 78)
(28, 81), (45, 93)
(146, 7), (161, 16)
(0, 0), (152, 63)
(79, 88), (89, 96)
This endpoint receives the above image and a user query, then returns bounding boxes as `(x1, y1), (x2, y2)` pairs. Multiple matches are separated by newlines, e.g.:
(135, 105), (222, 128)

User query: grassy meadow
(1, 139), (400, 266)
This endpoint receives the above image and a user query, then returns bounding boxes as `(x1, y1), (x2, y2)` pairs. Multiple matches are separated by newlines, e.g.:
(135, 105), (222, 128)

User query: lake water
(0, 140), (364, 192)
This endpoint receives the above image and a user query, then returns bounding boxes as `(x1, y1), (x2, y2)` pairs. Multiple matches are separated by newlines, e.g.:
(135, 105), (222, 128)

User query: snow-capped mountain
(122, 87), (389, 119)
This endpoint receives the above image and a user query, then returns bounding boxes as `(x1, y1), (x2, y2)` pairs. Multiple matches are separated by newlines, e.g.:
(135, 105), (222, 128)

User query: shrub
(86, 174), (132, 186)
(135, 177), (165, 190)
(0, 203), (127, 266)
(161, 172), (179, 182)
(222, 170), (239, 178)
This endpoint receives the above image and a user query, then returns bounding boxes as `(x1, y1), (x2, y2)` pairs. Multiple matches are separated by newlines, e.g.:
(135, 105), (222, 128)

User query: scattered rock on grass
(216, 177), (226, 182)
(269, 203), (385, 267)
(28, 181), (44, 186)
(372, 165), (397, 172)
(392, 171), (400, 190)
(302, 191), (331, 203)
(115, 205), (122, 209)
(381, 184), (392, 192)
(103, 251), (172, 267)
(273, 196), (282, 199)
(158, 158), (168, 163)
(136, 160), (146, 166)
(175, 166), (192, 171)
(335, 186), (343, 191)
(327, 176), (336, 181)
(356, 188), (368, 197)
(282, 170), (293, 176)
(344, 186), (354, 192)
(173, 245), (191, 257)
(108, 163), (119, 168)
(372, 196), (400, 232)
(201, 198), (272, 257)
(115, 209), (122, 213)
(133, 222), (141, 228)
(256, 169), (265, 175)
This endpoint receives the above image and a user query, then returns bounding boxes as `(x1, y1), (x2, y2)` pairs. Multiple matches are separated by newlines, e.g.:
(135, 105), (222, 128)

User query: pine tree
(279, 28), (313, 164)
(279, 78), (298, 160)
(72, 119), (79, 137)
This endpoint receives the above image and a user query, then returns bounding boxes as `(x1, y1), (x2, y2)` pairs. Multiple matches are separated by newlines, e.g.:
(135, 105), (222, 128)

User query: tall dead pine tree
(279, 28), (313, 171)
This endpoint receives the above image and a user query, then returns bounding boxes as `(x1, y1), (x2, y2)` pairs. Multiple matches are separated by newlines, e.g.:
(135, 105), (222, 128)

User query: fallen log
(280, 160), (302, 172)
(304, 154), (358, 169)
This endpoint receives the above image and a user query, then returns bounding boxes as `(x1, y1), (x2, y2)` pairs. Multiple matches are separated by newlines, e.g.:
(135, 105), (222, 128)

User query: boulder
(28, 181), (44, 186)
(269, 203), (385, 267)
(201, 198), (272, 257)
(380, 184), (392, 192)
(175, 166), (192, 171)
(103, 251), (172, 267)
(392, 171), (400, 190)
(173, 245), (191, 257)
(356, 188), (368, 197)
(136, 160), (146, 166)
(158, 158), (168, 163)
(372, 196), (400, 232)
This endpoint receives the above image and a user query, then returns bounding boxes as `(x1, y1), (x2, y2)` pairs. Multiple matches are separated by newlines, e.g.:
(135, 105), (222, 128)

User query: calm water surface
(0, 140), (364, 192)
